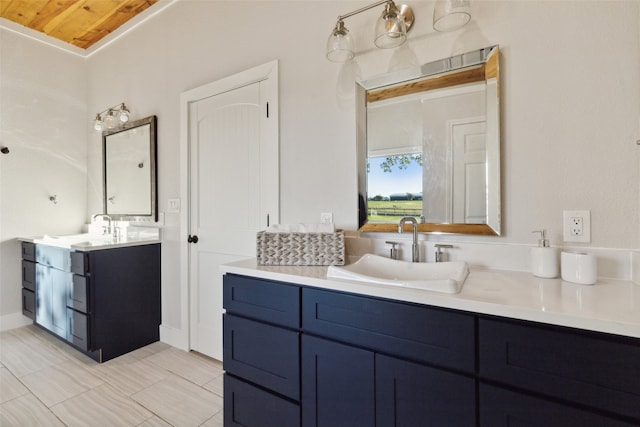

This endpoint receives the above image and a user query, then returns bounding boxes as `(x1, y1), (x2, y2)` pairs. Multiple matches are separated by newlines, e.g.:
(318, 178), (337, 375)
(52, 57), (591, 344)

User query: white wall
(0, 29), (88, 329)
(1, 1), (639, 336)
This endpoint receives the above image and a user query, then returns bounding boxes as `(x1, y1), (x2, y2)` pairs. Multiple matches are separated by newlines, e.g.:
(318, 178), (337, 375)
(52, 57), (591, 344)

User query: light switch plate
(167, 198), (180, 214)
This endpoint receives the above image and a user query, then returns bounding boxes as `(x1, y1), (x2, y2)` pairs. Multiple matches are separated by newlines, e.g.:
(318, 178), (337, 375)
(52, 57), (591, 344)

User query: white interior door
(452, 120), (486, 224)
(186, 62), (279, 360)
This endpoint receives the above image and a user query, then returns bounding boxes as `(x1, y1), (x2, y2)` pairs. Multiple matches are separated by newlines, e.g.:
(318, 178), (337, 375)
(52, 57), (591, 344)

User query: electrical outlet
(320, 212), (333, 224)
(570, 216), (583, 236)
(563, 210), (590, 243)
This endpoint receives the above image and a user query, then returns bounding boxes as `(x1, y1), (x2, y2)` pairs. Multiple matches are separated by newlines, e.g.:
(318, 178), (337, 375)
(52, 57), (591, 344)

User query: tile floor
(0, 325), (224, 426)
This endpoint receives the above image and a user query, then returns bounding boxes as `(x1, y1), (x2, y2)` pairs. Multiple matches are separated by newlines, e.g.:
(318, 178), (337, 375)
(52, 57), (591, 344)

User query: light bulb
(104, 110), (117, 129)
(118, 104), (130, 123)
(374, 3), (407, 49)
(94, 114), (104, 132)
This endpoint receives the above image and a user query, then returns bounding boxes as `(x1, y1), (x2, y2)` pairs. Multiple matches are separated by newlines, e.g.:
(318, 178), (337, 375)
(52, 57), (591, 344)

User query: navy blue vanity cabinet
(23, 242), (160, 362)
(21, 242), (36, 319)
(478, 317), (640, 425)
(301, 287), (477, 427)
(222, 274), (302, 427)
(70, 244), (162, 362)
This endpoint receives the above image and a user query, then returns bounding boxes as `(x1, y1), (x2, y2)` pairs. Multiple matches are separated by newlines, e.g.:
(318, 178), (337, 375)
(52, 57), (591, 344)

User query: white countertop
(220, 258), (640, 339)
(21, 234), (161, 251)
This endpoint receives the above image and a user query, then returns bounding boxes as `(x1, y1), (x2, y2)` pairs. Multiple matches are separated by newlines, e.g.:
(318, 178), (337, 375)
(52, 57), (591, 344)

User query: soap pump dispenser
(531, 229), (559, 278)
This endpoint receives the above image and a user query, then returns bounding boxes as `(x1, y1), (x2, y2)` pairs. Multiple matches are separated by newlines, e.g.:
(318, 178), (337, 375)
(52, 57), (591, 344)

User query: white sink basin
(327, 254), (469, 294)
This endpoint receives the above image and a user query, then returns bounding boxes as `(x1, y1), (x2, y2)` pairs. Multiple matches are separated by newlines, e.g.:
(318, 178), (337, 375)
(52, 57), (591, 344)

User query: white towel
(266, 223), (335, 233)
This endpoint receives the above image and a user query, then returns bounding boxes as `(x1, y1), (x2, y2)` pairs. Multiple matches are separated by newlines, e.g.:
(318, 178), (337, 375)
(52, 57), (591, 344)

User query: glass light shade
(104, 111), (118, 129)
(374, 11), (407, 49)
(326, 23), (355, 62)
(118, 107), (130, 123)
(433, 0), (471, 32)
(94, 115), (104, 132)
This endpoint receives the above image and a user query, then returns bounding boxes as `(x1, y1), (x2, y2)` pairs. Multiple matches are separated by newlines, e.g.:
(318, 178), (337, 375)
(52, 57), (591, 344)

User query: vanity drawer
(36, 245), (71, 271)
(479, 318), (640, 421)
(302, 288), (475, 373)
(68, 275), (88, 313)
(67, 308), (89, 351)
(22, 260), (36, 291)
(70, 251), (89, 275)
(22, 289), (35, 319)
(223, 274), (300, 328)
(224, 374), (300, 427)
(21, 242), (35, 262)
(480, 383), (638, 427)
(223, 314), (300, 400)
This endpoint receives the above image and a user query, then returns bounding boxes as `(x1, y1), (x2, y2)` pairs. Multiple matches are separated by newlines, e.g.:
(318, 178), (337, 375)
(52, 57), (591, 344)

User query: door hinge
(266, 102), (269, 118)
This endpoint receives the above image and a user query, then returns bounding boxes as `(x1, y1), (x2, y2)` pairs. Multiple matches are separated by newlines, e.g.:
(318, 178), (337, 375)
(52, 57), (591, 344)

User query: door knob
(187, 235), (199, 243)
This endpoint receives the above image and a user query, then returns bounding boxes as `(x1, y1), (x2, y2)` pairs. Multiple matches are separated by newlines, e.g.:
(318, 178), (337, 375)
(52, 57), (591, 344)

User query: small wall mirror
(357, 45), (501, 235)
(103, 115), (158, 221)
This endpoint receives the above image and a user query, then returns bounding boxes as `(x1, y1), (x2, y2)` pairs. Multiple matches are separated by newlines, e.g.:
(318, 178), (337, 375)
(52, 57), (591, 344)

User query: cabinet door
(68, 275), (88, 313)
(480, 383), (638, 427)
(22, 289), (35, 319)
(301, 335), (374, 427)
(479, 318), (640, 421)
(67, 308), (89, 351)
(35, 264), (69, 338)
(376, 354), (476, 427)
(225, 375), (300, 427)
(22, 260), (36, 291)
(21, 242), (35, 262)
(223, 314), (300, 400)
(223, 274), (300, 328)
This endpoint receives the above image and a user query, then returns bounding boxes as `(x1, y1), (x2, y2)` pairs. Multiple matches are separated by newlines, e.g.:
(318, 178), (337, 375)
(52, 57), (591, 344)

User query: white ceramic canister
(561, 251), (597, 285)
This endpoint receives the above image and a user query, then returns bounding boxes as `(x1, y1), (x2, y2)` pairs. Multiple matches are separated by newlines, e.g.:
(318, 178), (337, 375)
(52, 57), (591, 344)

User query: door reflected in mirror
(357, 46), (500, 235)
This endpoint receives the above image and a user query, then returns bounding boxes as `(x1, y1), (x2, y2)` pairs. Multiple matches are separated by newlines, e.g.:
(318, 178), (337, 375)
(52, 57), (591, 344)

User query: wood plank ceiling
(0, 0), (159, 49)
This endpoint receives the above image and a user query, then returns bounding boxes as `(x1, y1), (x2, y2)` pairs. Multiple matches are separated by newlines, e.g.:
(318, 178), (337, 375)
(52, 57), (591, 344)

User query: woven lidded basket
(256, 231), (345, 266)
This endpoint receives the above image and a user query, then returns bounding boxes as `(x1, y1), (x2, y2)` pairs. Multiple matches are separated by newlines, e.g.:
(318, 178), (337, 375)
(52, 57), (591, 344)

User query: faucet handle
(385, 241), (399, 260)
(434, 244), (454, 262)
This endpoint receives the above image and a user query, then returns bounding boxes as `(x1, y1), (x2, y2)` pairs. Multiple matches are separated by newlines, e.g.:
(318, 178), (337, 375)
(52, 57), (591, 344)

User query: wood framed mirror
(357, 46), (500, 235)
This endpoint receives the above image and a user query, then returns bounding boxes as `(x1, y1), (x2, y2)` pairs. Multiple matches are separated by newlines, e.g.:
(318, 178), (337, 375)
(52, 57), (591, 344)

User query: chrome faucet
(398, 217), (420, 262)
(92, 213), (113, 235)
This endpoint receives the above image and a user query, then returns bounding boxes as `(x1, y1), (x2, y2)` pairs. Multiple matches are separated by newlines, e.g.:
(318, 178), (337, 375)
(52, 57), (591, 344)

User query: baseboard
(0, 312), (33, 332)
(159, 323), (189, 351)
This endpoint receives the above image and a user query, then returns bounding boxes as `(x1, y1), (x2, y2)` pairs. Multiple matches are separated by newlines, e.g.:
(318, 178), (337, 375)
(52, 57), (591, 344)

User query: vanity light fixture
(326, 0), (415, 63)
(433, 0), (471, 32)
(93, 102), (131, 132)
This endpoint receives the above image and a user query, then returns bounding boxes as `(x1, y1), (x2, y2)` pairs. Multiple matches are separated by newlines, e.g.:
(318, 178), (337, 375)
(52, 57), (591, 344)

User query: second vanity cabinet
(222, 273), (640, 427)
(21, 241), (161, 362)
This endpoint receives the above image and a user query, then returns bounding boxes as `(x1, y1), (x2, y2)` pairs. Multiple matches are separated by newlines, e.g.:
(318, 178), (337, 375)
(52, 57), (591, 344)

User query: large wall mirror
(357, 45), (500, 235)
(103, 115), (158, 221)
